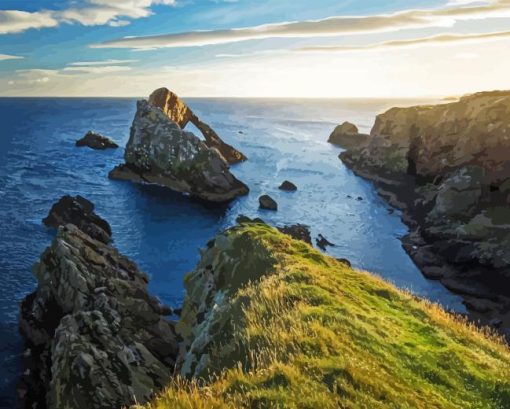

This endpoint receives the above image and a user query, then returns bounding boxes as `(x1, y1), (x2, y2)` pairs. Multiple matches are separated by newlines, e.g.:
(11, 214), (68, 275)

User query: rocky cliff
(340, 91), (510, 335)
(109, 100), (249, 203)
(149, 88), (247, 164)
(18, 221), (178, 409)
(141, 221), (510, 408)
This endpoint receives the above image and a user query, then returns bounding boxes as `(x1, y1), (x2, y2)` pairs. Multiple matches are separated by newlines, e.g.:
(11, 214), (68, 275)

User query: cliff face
(359, 91), (510, 179)
(143, 222), (510, 408)
(340, 91), (510, 333)
(109, 100), (249, 203)
(19, 224), (178, 409)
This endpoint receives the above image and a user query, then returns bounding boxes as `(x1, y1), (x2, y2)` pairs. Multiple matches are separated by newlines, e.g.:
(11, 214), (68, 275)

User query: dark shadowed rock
(43, 195), (112, 243)
(316, 234), (335, 251)
(109, 100), (249, 203)
(75, 131), (118, 150)
(279, 180), (297, 191)
(149, 88), (246, 164)
(18, 224), (178, 409)
(259, 195), (278, 211)
(277, 224), (311, 244)
(336, 258), (352, 267)
(328, 122), (369, 149)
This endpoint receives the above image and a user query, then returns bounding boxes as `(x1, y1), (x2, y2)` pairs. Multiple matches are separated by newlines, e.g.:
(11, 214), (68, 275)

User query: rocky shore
(338, 91), (510, 338)
(18, 199), (178, 409)
(109, 97), (249, 203)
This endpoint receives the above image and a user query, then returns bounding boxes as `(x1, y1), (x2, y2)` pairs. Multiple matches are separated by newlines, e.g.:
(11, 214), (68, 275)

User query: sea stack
(149, 87), (247, 164)
(109, 99), (249, 203)
(76, 131), (118, 150)
(328, 121), (369, 149)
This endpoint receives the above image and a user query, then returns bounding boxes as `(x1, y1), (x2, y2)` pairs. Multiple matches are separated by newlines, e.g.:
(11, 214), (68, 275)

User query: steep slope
(140, 221), (510, 409)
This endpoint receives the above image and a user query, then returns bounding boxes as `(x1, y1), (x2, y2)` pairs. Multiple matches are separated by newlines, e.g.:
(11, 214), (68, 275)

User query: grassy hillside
(138, 221), (510, 409)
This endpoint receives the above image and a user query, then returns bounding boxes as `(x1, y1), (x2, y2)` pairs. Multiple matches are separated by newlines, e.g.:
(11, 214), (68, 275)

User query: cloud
(0, 54), (24, 61)
(69, 59), (138, 66)
(297, 30), (510, 52)
(0, 0), (176, 35)
(93, 0), (510, 49)
(62, 65), (132, 74)
(0, 10), (59, 34)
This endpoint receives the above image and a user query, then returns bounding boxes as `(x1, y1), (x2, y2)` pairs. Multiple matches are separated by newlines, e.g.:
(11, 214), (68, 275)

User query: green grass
(137, 222), (510, 409)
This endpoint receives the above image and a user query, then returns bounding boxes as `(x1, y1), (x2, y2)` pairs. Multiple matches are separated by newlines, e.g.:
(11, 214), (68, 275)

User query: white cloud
(62, 65), (132, 73)
(298, 30), (510, 52)
(0, 10), (59, 34)
(0, 0), (176, 35)
(93, 0), (510, 49)
(69, 59), (138, 66)
(0, 54), (23, 61)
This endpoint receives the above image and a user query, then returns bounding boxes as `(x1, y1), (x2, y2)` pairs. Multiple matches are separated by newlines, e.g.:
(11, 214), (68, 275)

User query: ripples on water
(0, 97), (465, 407)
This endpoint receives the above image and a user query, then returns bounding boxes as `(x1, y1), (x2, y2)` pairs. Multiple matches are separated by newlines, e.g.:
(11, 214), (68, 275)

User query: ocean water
(0, 97), (466, 407)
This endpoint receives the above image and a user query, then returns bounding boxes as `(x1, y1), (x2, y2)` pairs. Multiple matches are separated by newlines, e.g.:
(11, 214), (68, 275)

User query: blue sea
(0, 97), (466, 407)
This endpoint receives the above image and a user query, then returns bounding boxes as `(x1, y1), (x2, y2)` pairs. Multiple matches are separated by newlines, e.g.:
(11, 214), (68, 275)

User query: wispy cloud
(0, 0), (176, 35)
(62, 65), (132, 74)
(0, 54), (24, 61)
(92, 0), (510, 49)
(298, 30), (510, 52)
(68, 59), (138, 66)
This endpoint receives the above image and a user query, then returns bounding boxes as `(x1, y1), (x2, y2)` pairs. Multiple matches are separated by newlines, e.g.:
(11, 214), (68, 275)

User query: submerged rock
(109, 100), (249, 203)
(279, 180), (297, 191)
(75, 131), (118, 150)
(18, 224), (178, 409)
(149, 88), (247, 164)
(328, 122), (369, 149)
(43, 195), (112, 243)
(259, 195), (278, 211)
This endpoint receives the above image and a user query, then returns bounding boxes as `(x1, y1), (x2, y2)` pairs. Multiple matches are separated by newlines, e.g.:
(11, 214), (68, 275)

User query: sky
(1, 0), (510, 97)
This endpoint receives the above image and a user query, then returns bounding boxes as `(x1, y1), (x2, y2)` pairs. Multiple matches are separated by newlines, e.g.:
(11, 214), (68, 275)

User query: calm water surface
(0, 97), (465, 407)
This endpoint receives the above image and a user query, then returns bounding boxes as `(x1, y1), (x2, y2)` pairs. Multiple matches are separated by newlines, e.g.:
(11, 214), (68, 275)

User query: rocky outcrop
(277, 224), (311, 244)
(43, 195), (112, 243)
(109, 100), (249, 203)
(340, 90), (510, 335)
(279, 180), (297, 191)
(328, 122), (369, 149)
(18, 223), (178, 409)
(259, 195), (277, 211)
(149, 88), (246, 164)
(76, 131), (118, 150)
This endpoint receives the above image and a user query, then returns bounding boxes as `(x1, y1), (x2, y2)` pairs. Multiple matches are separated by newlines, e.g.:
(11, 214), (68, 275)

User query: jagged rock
(18, 224), (178, 409)
(76, 131), (118, 150)
(109, 100), (249, 203)
(316, 234), (335, 251)
(328, 122), (369, 149)
(149, 88), (246, 164)
(277, 224), (311, 244)
(259, 195), (278, 211)
(43, 195), (112, 243)
(278, 180), (297, 191)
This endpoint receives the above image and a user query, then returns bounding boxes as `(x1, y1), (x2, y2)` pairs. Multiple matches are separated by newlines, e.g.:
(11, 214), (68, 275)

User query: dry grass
(137, 222), (510, 409)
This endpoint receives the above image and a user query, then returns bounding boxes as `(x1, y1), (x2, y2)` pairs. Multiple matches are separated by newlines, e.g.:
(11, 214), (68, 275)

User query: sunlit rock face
(340, 91), (510, 334)
(149, 87), (247, 164)
(328, 121), (369, 149)
(109, 100), (249, 203)
(18, 224), (178, 409)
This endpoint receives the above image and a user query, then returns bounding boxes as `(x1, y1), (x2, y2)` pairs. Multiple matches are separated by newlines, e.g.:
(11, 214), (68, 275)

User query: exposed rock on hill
(149, 88), (247, 164)
(328, 121), (369, 149)
(340, 90), (510, 333)
(109, 100), (249, 203)
(76, 131), (118, 150)
(18, 224), (178, 409)
(43, 195), (112, 243)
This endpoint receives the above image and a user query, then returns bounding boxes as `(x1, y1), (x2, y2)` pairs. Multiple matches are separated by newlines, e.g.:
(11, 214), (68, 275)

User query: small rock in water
(279, 180), (298, 191)
(259, 195), (278, 211)
(357, 196), (364, 201)
(76, 131), (118, 150)
(316, 234), (335, 251)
